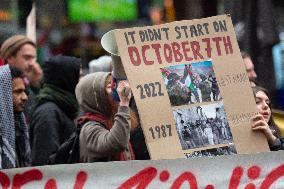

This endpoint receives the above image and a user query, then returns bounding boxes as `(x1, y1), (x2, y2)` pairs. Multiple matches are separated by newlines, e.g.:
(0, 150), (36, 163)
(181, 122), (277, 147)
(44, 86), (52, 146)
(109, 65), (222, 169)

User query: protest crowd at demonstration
(0, 32), (283, 170)
(0, 1), (284, 170)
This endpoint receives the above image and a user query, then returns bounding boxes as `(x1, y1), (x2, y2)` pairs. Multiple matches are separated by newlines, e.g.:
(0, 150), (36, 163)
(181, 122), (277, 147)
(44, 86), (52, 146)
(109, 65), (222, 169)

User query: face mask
(111, 89), (120, 102)
(111, 77), (127, 102)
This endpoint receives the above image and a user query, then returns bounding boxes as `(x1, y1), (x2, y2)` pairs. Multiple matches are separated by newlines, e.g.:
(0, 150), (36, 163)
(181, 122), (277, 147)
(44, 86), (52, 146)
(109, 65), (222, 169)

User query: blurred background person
(88, 55), (112, 73)
(0, 35), (42, 88)
(29, 55), (81, 166)
(241, 51), (257, 86)
(149, 6), (165, 25)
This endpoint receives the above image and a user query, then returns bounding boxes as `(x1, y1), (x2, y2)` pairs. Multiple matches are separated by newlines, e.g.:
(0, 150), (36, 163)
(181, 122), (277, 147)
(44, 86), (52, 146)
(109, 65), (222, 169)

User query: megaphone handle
(122, 87), (130, 97)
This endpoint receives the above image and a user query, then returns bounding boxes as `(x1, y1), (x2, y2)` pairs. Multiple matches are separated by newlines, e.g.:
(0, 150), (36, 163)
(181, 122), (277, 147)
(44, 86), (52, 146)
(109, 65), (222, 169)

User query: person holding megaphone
(75, 71), (138, 162)
(74, 29), (143, 162)
(95, 30), (150, 160)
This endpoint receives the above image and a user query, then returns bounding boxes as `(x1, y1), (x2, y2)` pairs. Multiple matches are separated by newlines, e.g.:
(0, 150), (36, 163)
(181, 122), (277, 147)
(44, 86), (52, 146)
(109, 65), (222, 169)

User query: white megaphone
(101, 29), (127, 79)
(101, 29), (130, 97)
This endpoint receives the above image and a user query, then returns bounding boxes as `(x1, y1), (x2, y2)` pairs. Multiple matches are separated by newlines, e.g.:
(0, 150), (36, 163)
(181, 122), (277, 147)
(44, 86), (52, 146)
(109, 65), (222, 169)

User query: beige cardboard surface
(114, 15), (269, 160)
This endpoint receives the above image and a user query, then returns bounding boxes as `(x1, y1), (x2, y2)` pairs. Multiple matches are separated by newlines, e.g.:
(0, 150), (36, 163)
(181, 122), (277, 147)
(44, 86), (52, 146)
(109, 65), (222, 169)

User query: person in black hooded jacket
(29, 55), (81, 166)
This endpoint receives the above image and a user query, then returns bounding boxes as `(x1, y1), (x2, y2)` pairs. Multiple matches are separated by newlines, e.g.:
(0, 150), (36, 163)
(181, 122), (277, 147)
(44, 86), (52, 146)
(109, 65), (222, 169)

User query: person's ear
(7, 56), (16, 65)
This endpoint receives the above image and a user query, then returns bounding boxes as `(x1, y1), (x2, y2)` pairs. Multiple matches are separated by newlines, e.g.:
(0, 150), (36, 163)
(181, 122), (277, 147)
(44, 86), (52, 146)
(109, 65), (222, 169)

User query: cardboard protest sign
(1, 151), (284, 188)
(102, 15), (269, 160)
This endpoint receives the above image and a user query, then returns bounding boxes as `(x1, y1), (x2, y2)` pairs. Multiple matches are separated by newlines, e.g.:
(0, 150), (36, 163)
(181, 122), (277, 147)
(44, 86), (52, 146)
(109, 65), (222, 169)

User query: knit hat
(0, 35), (35, 61)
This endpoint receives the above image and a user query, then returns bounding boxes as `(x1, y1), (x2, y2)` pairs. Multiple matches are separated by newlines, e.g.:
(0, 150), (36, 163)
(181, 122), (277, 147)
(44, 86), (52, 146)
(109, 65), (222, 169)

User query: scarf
(77, 112), (110, 129)
(0, 65), (31, 169)
(77, 112), (135, 161)
(32, 84), (78, 119)
(14, 113), (31, 167)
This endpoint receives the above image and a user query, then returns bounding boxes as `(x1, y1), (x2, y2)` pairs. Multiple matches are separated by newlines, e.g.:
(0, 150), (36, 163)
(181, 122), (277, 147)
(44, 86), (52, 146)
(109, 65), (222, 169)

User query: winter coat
(29, 102), (76, 165)
(76, 72), (134, 163)
(79, 106), (133, 162)
(29, 55), (81, 166)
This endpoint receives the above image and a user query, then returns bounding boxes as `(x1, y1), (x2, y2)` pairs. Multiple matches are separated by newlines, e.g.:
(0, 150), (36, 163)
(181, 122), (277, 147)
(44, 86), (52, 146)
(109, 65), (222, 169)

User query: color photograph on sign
(160, 60), (222, 106)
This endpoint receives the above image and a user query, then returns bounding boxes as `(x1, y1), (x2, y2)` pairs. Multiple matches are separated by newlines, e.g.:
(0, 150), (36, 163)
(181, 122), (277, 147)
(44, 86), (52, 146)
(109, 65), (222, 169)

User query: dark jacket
(29, 55), (81, 166)
(29, 102), (76, 165)
(270, 138), (284, 151)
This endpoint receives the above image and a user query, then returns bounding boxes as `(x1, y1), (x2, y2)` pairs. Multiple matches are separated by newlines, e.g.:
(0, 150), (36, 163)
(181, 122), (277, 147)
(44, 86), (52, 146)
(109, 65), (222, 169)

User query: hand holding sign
(251, 114), (277, 145)
(117, 80), (132, 106)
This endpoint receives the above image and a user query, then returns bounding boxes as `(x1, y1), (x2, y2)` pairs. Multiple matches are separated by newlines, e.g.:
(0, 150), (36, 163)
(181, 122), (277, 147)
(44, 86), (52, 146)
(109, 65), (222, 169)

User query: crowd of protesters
(0, 34), (283, 170)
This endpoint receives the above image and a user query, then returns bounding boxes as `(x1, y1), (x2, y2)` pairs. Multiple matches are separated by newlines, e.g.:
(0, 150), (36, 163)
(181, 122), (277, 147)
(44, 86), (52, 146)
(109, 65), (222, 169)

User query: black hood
(43, 55), (81, 94)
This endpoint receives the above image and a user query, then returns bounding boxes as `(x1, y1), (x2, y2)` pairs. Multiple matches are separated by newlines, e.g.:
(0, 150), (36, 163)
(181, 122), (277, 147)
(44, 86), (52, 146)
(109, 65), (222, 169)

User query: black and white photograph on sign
(160, 60), (222, 107)
(184, 145), (237, 159)
(173, 102), (233, 150)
